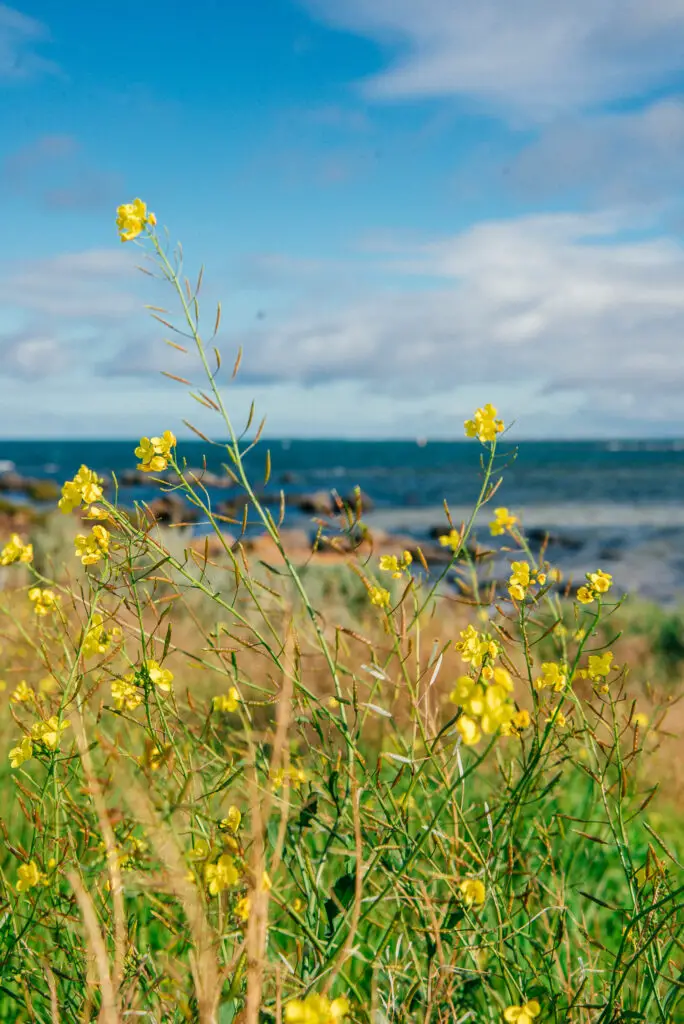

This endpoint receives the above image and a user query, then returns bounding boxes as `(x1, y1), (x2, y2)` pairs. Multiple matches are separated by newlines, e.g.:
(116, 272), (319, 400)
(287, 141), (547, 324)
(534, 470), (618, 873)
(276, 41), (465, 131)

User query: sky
(2, 0), (684, 439)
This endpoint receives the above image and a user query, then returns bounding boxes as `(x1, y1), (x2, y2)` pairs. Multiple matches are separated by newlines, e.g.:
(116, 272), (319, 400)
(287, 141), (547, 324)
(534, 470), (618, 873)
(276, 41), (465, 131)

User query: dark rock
(526, 527), (584, 551)
(296, 490), (335, 516)
(25, 479), (60, 502)
(146, 496), (199, 525)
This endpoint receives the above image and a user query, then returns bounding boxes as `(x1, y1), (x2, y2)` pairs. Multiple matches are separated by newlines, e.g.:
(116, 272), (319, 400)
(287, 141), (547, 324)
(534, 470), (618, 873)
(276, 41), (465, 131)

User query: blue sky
(2, 0), (684, 439)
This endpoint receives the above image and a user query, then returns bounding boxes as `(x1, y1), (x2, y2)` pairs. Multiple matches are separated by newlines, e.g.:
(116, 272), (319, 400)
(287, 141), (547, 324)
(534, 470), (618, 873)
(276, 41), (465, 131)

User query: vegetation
(0, 201), (681, 1024)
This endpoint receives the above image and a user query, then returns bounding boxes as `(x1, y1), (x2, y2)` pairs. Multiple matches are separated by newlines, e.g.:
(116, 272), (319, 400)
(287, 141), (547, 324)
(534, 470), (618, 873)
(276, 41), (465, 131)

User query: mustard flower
(116, 198), (156, 242)
(587, 651), (614, 680)
(490, 507), (518, 537)
(58, 465), (103, 513)
(147, 659), (173, 692)
(135, 431), (176, 473)
(0, 534), (33, 565)
(285, 993), (350, 1024)
(576, 585), (595, 604)
(10, 680), (35, 704)
(547, 708), (567, 728)
(508, 561), (545, 602)
(464, 404), (504, 444)
(187, 838), (211, 862)
(9, 736), (33, 768)
(271, 764), (307, 791)
(204, 853), (239, 895)
(74, 524), (110, 566)
(534, 662), (567, 692)
(234, 895), (251, 921)
(31, 716), (70, 751)
(16, 860), (45, 893)
(501, 709), (531, 737)
(577, 568), (613, 604)
(379, 551), (412, 578)
(459, 878), (486, 907)
(438, 528), (461, 553)
(456, 714), (481, 746)
(633, 712), (649, 729)
(220, 806), (241, 833)
(111, 676), (142, 712)
(455, 624), (500, 667)
(213, 687), (239, 712)
(81, 614), (122, 659)
(28, 587), (59, 616)
(503, 1001), (541, 1024)
(368, 585), (390, 608)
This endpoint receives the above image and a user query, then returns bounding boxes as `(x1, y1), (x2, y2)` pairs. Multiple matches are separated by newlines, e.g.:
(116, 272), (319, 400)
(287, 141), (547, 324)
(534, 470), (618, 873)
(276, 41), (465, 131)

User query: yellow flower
(587, 651), (614, 680)
(456, 714), (481, 746)
(74, 524), (110, 566)
(503, 1001), (541, 1024)
(438, 528), (461, 552)
(285, 994), (350, 1024)
(28, 588), (59, 616)
(510, 709), (531, 733)
(31, 716), (70, 751)
(17, 860), (45, 893)
(235, 895), (251, 921)
(134, 431), (176, 473)
(633, 712), (649, 728)
(508, 561), (545, 602)
(378, 551), (412, 578)
(490, 507), (518, 537)
(147, 660), (173, 693)
(492, 666), (514, 691)
(204, 853), (239, 895)
(220, 806), (242, 833)
(576, 585), (595, 604)
(9, 736), (33, 768)
(10, 680), (35, 704)
(368, 585), (390, 608)
(587, 569), (612, 594)
(116, 198), (156, 242)
(0, 534), (33, 565)
(455, 624), (500, 667)
(83, 504), (109, 520)
(547, 709), (567, 728)
(464, 404), (504, 444)
(213, 687), (239, 712)
(187, 839), (211, 862)
(534, 662), (567, 692)
(111, 676), (142, 712)
(58, 465), (103, 513)
(81, 614), (122, 659)
(459, 878), (486, 907)
(449, 675), (475, 705)
(271, 764), (307, 791)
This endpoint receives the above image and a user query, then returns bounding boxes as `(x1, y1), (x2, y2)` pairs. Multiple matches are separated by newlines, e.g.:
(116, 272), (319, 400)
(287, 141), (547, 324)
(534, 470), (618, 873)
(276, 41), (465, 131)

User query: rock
(146, 496), (199, 525)
(280, 471), (301, 484)
(119, 469), (149, 486)
(526, 528), (584, 552)
(25, 479), (60, 502)
(183, 468), (236, 489)
(296, 490), (336, 516)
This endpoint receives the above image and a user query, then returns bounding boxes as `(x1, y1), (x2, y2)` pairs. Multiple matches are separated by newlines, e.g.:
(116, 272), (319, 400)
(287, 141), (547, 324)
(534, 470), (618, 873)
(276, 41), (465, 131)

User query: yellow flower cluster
(135, 431), (176, 473)
(504, 1001), (541, 1024)
(508, 561), (546, 602)
(455, 624), (501, 669)
(271, 764), (307, 791)
(9, 736), (33, 768)
(58, 465), (103, 514)
(74, 524), (110, 566)
(10, 680), (35, 703)
(147, 659), (173, 692)
(576, 569), (613, 604)
(31, 716), (70, 751)
(29, 587), (59, 616)
(379, 550), (413, 578)
(450, 667), (517, 746)
(534, 662), (567, 692)
(438, 528), (461, 553)
(464, 404), (504, 444)
(17, 860), (46, 893)
(368, 585), (390, 608)
(285, 993), (349, 1024)
(111, 677), (142, 712)
(0, 534), (33, 565)
(116, 198), (156, 242)
(459, 878), (486, 907)
(204, 853), (239, 895)
(490, 507), (518, 537)
(220, 805), (241, 833)
(213, 687), (239, 712)
(81, 614), (122, 659)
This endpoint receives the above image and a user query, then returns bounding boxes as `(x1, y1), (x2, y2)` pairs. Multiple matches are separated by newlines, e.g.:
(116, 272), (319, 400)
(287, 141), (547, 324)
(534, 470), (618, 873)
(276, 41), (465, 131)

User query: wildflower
(547, 709), (567, 728)
(204, 853), (239, 895)
(456, 714), (481, 746)
(285, 993), (350, 1024)
(490, 508), (518, 537)
(459, 878), (486, 907)
(31, 716), (70, 751)
(134, 431), (176, 473)
(0, 534), (33, 565)
(492, 666), (514, 691)
(368, 585), (390, 608)
(379, 551), (412, 578)
(576, 585), (595, 604)
(147, 660), (173, 693)
(220, 806), (241, 833)
(58, 465), (103, 513)
(503, 1001), (541, 1024)
(39, 676), (57, 693)
(9, 736), (33, 768)
(587, 651), (614, 680)
(147, 744), (170, 771)
(28, 587), (59, 616)
(503, 709), (531, 736)
(534, 662), (567, 693)
(74, 525), (110, 566)
(83, 505), (109, 520)
(464, 404), (504, 444)
(271, 764), (307, 791)
(10, 680), (35, 703)
(111, 677), (142, 712)
(213, 687), (239, 712)
(450, 675), (475, 705)
(187, 839), (211, 862)
(16, 861), (45, 893)
(438, 529), (461, 553)
(116, 198), (156, 242)
(455, 624), (500, 667)
(577, 568), (613, 604)
(81, 614), (122, 659)
(508, 561), (545, 602)
(293, 897), (304, 914)
(235, 895), (250, 921)
(633, 712), (649, 729)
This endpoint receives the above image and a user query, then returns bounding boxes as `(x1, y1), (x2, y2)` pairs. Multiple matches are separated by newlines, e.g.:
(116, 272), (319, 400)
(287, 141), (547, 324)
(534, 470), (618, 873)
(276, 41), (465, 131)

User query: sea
(2, 438), (684, 604)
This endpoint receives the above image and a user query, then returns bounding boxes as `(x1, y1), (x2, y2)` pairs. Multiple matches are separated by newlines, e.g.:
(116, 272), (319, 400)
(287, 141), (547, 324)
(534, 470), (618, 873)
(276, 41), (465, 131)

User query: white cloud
(0, 330), (66, 378)
(304, 0), (684, 119)
(0, 3), (57, 80)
